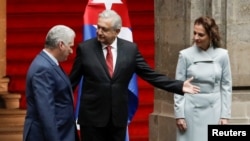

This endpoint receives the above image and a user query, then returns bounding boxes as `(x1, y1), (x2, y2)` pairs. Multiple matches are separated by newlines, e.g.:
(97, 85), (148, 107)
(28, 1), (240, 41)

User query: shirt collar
(102, 38), (117, 50)
(43, 49), (59, 66)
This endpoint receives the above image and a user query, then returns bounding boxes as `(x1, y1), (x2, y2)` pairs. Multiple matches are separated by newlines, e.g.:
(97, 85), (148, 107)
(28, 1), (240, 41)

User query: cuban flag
(75, 0), (139, 141)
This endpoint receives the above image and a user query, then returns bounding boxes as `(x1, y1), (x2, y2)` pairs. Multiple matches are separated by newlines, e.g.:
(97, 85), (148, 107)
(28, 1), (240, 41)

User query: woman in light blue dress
(174, 16), (232, 141)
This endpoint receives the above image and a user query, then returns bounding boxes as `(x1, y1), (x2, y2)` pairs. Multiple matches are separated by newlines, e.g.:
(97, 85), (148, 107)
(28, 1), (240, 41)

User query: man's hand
(182, 77), (200, 94)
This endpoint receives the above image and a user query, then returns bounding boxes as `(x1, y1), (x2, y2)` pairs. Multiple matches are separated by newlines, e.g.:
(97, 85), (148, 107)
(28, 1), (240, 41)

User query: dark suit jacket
(23, 51), (78, 141)
(69, 37), (184, 127)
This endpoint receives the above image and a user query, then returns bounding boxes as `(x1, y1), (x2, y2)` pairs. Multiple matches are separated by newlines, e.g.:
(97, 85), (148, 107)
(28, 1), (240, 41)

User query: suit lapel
(54, 65), (75, 103)
(93, 40), (112, 78)
(41, 51), (70, 86)
(40, 51), (74, 102)
(93, 38), (126, 80)
(112, 38), (124, 80)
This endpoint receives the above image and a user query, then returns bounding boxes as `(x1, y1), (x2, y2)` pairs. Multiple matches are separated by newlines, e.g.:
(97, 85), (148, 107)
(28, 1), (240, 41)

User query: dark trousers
(80, 121), (126, 141)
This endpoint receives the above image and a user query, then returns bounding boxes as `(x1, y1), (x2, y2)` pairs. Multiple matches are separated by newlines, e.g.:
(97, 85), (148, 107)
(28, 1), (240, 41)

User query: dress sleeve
(174, 53), (187, 118)
(220, 51), (232, 118)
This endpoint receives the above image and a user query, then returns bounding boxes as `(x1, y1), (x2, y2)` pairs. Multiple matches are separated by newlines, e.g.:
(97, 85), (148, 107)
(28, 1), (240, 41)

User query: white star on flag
(92, 0), (123, 10)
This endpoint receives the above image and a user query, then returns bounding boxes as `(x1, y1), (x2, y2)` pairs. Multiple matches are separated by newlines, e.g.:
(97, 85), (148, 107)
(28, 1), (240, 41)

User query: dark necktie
(106, 46), (113, 77)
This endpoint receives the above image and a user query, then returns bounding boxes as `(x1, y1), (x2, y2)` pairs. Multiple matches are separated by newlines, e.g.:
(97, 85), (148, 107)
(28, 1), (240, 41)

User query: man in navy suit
(23, 25), (79, 141)
(69, 10), (200, 141)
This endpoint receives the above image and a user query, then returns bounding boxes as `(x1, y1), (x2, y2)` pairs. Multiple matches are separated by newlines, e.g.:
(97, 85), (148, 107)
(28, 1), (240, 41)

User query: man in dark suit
(69, 10), (200, 141)
(23, 25), (79, 141)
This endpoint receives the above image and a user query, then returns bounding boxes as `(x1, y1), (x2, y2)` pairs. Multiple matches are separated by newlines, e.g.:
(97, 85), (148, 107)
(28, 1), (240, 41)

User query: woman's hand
(176, 118), (187, 132)
(219, 118), (228, 125)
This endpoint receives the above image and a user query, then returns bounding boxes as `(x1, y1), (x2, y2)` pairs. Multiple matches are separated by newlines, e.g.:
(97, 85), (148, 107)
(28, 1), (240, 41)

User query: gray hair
(45, 25), (76, 49)
(99, 10), (122, 30)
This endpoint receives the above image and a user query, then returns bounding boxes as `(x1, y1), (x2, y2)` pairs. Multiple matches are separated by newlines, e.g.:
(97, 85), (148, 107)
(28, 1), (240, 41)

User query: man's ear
(116, 29), (121, 34)
(58, 41), (64, 50)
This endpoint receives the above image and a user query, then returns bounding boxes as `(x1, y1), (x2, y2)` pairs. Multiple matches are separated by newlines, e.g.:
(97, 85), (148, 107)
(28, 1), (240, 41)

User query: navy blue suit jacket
(23, 51), (78, 141)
